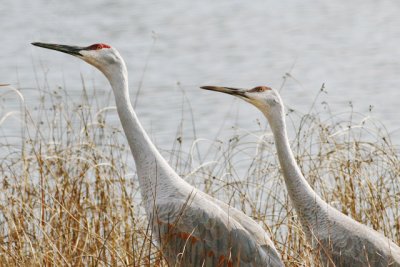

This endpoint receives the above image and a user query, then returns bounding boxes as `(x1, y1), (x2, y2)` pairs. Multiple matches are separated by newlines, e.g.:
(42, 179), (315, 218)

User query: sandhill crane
(200, 85), (400, 266)
(31, 42), (283, 266)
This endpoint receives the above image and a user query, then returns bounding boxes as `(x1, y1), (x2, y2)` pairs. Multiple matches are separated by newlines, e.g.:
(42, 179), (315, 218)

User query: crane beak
(31, 42), (84, 56)
(200, 86), (248, 98)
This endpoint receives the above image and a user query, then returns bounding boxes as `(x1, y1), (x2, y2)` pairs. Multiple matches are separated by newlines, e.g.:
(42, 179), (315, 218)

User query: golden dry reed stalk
(0, 83), (398, 266)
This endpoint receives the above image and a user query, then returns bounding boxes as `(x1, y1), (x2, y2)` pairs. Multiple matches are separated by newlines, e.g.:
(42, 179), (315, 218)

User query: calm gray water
(1, 0), (400, 150)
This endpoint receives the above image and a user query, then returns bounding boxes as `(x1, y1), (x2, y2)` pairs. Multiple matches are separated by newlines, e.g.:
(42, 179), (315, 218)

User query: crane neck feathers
(106, 61), (191, 205)
(266, 106), (326, 222)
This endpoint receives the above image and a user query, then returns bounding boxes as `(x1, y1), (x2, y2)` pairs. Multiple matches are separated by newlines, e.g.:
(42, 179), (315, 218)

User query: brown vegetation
(0, 84), (399, 266)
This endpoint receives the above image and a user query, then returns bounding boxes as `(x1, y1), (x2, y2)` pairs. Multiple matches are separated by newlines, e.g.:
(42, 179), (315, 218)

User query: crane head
(200, 85), (284, 117)
(31, 42), (125, 78)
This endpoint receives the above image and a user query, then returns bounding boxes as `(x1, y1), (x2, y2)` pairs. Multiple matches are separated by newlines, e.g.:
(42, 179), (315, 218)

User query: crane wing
(315, 218), (400, 266)
(153, 197), (282, 266)
(208, 195), (282, 262)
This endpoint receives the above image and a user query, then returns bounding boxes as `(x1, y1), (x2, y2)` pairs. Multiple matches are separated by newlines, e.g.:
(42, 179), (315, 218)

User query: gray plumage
(201, 85), (400, 266)
(31, 42), (283, 266)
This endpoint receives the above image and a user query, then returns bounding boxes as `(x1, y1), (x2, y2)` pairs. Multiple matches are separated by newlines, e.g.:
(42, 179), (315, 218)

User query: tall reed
(0, 82), (398, 266)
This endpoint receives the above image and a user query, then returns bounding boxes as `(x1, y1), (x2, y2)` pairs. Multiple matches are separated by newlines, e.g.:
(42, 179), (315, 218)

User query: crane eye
(248, 86), (271, 93)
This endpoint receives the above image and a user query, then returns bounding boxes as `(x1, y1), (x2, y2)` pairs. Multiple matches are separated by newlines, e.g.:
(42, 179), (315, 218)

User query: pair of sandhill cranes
(32, 42), (400, 266)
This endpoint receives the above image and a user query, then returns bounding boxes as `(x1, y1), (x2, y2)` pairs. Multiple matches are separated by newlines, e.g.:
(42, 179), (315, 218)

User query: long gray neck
(265, 109), (327, 227)
(105, 65), (186, 205)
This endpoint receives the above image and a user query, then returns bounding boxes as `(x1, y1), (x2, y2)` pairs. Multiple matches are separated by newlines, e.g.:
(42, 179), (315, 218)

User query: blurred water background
(1, 0), (400, 154)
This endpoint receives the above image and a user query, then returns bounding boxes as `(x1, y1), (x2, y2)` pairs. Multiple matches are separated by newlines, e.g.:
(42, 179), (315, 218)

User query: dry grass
(0, 81), (399, 266)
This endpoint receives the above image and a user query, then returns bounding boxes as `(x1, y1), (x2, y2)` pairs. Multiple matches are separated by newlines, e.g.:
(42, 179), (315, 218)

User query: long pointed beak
(31, 42), (84, 56)
(200, 86), (248, 98)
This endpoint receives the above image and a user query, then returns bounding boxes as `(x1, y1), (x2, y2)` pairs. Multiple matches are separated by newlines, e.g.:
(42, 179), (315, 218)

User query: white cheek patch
(79, 50), (95, 58)
(78, 48), (124, 76)
(80, 50), (103, 66)
(249, 98), (268, 110)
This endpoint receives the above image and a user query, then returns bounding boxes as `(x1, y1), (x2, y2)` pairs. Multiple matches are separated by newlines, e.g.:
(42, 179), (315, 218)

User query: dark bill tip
(200, 86), (218, 90)
(31, 42), (83, 56)
(200, 85), (248, 98)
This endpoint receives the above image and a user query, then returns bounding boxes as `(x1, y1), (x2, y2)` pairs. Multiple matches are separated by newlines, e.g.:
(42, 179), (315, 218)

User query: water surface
(1, 0), (399, 150)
